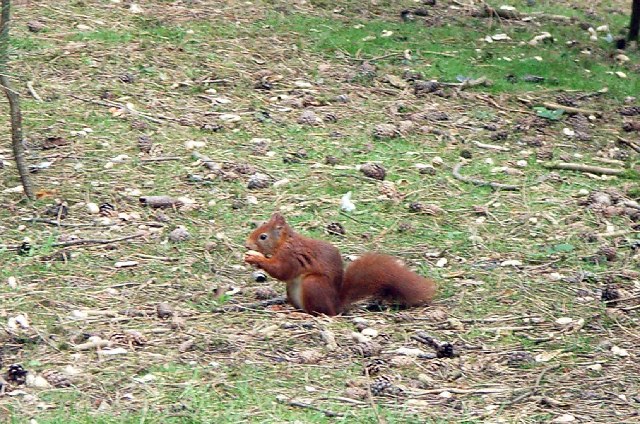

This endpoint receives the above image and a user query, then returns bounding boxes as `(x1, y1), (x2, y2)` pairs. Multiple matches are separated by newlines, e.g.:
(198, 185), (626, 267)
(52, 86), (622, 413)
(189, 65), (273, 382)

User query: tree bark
(630, 0), (640, 42)
(1, 0), (34, 198)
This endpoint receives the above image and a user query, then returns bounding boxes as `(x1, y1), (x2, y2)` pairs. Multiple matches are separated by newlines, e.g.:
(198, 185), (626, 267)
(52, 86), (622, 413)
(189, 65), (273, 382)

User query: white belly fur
(287, 275), (304, 310)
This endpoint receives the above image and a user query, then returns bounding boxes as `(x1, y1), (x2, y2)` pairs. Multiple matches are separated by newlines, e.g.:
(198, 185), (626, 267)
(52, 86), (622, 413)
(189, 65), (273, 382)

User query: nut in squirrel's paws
(244, 250), (265, 263)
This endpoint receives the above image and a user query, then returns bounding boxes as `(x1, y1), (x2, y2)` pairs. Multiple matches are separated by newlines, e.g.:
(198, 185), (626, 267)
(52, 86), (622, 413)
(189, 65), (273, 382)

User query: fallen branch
(452, 162), (520, 191)
(192, 151), (221, 171)
(472, 140), (510, 151)
(543, 162), (624, 176)
(70, 94), (179, 124)
(211, 296), (287, 313)
(617, 136), (640, 153)
(51, 232), (147, 248)
(502, 364), (561, 406)
(140, 156), (182, 162)
(540, 102), (602, 117)
(22, 217), (111, 227)
(283, 400), (343, 418)
(26, 80), (42, 101)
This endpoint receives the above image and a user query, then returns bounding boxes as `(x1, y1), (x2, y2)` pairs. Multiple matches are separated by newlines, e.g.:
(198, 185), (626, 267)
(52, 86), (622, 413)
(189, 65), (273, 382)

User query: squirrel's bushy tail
(340, 253), (436, 309)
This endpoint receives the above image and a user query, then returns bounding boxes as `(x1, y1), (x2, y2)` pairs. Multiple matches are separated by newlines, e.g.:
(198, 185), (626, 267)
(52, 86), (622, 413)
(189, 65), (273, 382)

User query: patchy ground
(1, 0), (640, 422)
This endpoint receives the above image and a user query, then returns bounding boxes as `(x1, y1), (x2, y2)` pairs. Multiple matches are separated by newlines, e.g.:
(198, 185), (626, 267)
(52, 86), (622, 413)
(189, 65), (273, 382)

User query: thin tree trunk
(630, 0), (640, 42)
(0, 0), (34, 198)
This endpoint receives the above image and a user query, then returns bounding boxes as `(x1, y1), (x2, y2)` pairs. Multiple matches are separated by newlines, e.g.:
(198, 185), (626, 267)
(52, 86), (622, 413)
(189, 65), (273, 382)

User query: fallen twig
(502, 364), (561, 406)
(21, 217), (111, 227)
(472, 140), (510, 152)
(211, 296), (287, 313)
(543, 162), (624, 176)
(26, 80), (42, 101)
(140, 156), (182, 162)
(452, 162), (520, 191)
(617, 136), (640, 153)
(284, 400), (343, 418)
(70, 94), (181, 124)
(540, 102), (602, 117)
(50, 232), (147, 248)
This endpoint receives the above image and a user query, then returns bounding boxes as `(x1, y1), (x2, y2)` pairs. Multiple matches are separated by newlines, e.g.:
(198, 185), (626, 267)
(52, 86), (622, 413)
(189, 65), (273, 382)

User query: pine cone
(360, 163), (386, 180)
(325, 155), (340, 166)
(27, 20), (46, 33)
(247, 173), (270, 190)
(436, 342), (455, 358)
(598, 246), (617, 261)
(297, 110), (320, 126)
(425, 111), (449, 121)
(363, 359), (388, 376)
(490, 131), (508, 141)
(350, 341), (382, 357)
(536, 149), (554, 160)
(414, 80), (440, 96)
(7, 364), (28, 384)
(138, 135), (152, 153)
(507, 351), (534, 367)
(619, 106), (640, 116)
(601, 285), (620, 306)
(43, 370), (72, 388)
(623, 121), (640, 132)
(556, 94), (578, 107)
(326, 222), (346, 235)
(201, 123), (223, 132)
(370, 376), (393, 396)
(44, 203), (68, 219)
(373, 124), (398, 139)
(17, 241), (32, 256)
(358, 62), (377, 78)
(99, 202), (116, 217)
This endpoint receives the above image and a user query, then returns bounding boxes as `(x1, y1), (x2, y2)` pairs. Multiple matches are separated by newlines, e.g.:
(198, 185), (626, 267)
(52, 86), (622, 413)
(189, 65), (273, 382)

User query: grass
(1, 0), (640, 422)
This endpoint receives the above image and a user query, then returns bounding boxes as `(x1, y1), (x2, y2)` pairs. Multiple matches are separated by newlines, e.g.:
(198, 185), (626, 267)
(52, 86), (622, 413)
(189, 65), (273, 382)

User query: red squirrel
(244, 213), (436, 316)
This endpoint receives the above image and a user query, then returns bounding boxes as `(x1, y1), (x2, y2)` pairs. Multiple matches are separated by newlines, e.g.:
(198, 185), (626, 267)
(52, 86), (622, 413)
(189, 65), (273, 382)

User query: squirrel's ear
(270, 212), (287, 228)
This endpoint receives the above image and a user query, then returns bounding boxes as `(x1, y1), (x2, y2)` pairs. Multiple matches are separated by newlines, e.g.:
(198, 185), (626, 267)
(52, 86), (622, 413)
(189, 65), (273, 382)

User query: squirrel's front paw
(244, 250), (266, 264)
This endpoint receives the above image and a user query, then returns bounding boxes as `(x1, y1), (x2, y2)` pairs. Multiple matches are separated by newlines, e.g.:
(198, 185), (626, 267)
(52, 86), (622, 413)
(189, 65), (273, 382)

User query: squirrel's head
(245, 212), (290, 256)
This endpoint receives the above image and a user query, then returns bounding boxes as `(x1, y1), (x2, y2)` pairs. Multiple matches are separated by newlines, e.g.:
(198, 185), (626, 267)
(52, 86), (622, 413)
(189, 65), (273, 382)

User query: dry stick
(26, 80), (41, 101)
(543, 162), (624, 176)
(1, 0), (34, 198)
(363, 367), (386, 424)
(140, 156), (182, 162)
(50, 232), (147, 248)
(211, 296), (287, 313)
(452, 162), (520, 191)
(69, 94), (175, 124)
(472, 140), (510, 151)
(540, 101), (602, 117)
(21, 217), (111, 227)
(284, 400), (343, 418)
(617, 136), (640, 153)
(503, 364), (561, 406)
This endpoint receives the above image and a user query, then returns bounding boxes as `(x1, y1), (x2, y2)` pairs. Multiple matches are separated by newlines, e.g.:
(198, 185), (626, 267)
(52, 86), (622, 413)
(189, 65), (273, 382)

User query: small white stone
(555, 317), (574, 325)
(587, 363), (602, 371)
(516, 160), (528, 168)
(439, 391), (453, 398)
(484, 158), (494, 165)
(361, 328), (379, 338)
(86, 202), (100, 214)
(436, 257), (448, 268)
(552, 414), (576, 423)
(611, 345), (629, 357)
(431, 156), (444, 166)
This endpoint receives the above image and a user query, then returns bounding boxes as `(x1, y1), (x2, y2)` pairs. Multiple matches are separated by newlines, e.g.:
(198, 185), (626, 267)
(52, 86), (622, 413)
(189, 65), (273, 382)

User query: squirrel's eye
(259, 233), (268, 240)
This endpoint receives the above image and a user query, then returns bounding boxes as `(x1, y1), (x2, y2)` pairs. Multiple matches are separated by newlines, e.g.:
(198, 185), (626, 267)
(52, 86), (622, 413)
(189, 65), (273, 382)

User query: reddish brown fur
(245, 213), (436, 316)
